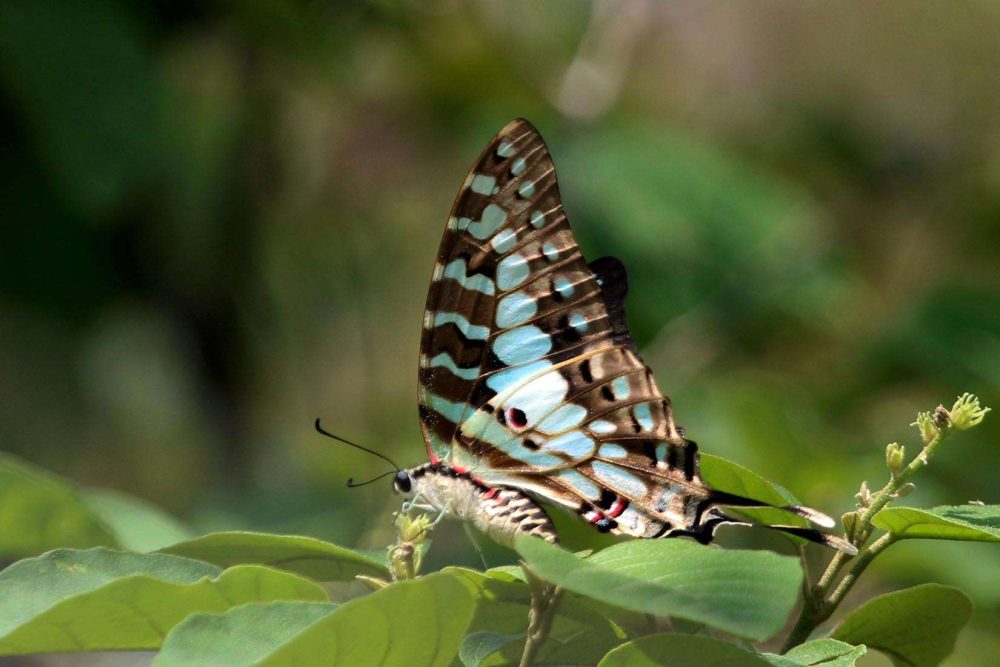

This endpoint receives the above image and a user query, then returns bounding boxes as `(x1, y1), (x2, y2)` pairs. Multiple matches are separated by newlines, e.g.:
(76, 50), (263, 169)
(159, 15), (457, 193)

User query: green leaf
(155, 601), (337, 667)
(0, 453), (117, 558)
(159, 531), (388, 580)
(764, 638), (866, 666)
(0, 547), (327, 655)
(597, 633), (773, 666)
(516, 537), (802, 641)
(458, 631), (523, 667)
(446, 567), (628, 666)
(701, 454), (807, 529)
(831, 583), (972, 667)
(258, 571), (476, 666)
(81, 488), (193, 552)
(872, 505), (1000, 542)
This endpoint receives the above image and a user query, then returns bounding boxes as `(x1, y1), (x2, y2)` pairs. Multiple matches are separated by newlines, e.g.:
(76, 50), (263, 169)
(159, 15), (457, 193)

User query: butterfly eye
(394, 471), (412, 494)
(504, 407), (528, 430)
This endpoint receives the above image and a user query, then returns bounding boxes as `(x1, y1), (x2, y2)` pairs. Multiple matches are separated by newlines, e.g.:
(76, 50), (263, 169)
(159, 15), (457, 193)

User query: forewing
(418, 119), (635, 465)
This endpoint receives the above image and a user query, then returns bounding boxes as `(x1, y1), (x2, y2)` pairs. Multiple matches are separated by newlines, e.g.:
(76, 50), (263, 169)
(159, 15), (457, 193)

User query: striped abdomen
(403, 465), (558, 547)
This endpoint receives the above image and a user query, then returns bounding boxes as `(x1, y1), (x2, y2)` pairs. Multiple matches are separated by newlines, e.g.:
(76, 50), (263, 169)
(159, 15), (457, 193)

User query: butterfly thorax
(397, 463), (558, 547)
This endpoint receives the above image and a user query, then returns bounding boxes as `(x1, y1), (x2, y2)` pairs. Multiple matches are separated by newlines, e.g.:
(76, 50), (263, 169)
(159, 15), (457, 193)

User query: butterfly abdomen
(407, 465), (558, 547)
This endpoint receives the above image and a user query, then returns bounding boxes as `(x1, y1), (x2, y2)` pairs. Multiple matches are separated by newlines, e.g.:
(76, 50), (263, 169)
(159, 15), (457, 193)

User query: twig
(519, 563), (564, 667)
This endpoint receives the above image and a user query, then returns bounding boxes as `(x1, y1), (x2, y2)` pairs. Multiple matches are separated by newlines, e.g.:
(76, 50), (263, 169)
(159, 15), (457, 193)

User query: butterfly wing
(417, 119), (699, 517)
(418, 118), (656, 462)
(419, 119), (851, 551)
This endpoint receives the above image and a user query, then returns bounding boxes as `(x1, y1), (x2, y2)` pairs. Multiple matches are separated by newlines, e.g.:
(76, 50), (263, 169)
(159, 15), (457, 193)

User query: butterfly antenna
(346, 470), (398, 488)
(314, 418), (401, 473)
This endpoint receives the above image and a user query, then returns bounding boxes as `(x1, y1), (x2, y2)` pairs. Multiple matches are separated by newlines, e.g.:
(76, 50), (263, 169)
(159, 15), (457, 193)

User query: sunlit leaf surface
(0, 548), (327, 655)
(159, 531), (389, 581)
(763, 638), (866, 666)
(155, 601), (337, 666)
(873, 505), (1000, 542)
(597, 633), (773, 666)
(516, 537), (801, 640)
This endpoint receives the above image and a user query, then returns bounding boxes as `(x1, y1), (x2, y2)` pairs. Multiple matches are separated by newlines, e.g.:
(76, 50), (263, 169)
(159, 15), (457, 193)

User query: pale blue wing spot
(553, 276), (575, 298)
(542, 242), (559, 261)
(467, 204), (507, 240)
(496, 140), (516, 158)
(426, 392), (469, 425)
(491, 228), (518, 254)
(466, 413), (563, 468)
(535, 403), (587, 434)
(611, 376), (630, 400)
(433, 312), (489, 341)
(569, 312), (588, 333)
(511, 157), (527, 176)
(429, 353), (478, 380)
(588, 419), (616, 435)
(554, 469), (601, 501)
(544, 431), (595, 460)
(505, 370), (570, 427)
(592, 460), (648, 498)
(495, 291), (538, 328)
(599, 443), (628, 459)
(443, 259), (495, 295)
(634, 403), (654, 431)
(655, 443), (668, 465)
(529, 210), (545, 228)
(470, 173), (497, 195)
(457, 217), (471, 231)
(517, 180), (535, 198)
(485, 360), (551, 395)
(497, 253), (530, 290)
(493, 325), (552, 365)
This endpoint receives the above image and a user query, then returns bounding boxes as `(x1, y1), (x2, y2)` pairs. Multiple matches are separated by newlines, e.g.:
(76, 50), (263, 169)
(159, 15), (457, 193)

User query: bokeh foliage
(1, 1), (999, 663)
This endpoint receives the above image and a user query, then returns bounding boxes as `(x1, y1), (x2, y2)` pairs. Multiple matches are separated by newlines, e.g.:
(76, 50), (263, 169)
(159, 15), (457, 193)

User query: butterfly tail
(707, 489), (837, 528)
(699, 492), (858, 555)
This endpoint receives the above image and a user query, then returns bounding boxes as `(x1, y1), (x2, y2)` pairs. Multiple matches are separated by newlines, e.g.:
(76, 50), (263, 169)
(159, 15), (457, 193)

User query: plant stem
(519, 565), (563, 667)
(827, 532), (897, 608)
(781, 422), (952, 652)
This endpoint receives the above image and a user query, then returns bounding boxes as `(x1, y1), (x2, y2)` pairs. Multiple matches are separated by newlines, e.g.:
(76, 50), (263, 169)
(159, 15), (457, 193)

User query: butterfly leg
(401, 491), (435, 514)
(462, 521), (490, 570)
(427, 499), (453, 528)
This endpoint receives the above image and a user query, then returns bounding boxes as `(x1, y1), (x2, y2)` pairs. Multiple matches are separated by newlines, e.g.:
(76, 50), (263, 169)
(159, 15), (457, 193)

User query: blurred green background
(1, 1), (998, 663)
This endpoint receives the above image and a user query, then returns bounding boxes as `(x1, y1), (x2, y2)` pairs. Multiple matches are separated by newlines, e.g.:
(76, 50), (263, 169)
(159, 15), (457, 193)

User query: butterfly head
(393, 470), (415, 496)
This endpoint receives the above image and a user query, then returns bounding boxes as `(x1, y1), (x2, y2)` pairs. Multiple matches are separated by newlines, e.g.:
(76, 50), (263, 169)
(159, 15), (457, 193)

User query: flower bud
(841, 511), (859, 538)
(885, 442), (905, 477)
(933, 406), (950, 429)
(911, 411), (937, 445)
(855, 481), (872, 508)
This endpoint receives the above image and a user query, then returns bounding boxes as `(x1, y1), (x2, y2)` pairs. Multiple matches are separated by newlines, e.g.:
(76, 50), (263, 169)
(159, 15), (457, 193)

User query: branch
(781, 394), (989, 651)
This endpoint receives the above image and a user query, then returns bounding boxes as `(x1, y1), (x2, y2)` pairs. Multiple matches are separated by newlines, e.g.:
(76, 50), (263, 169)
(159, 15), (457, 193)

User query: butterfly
(385, 118), (853, 554)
